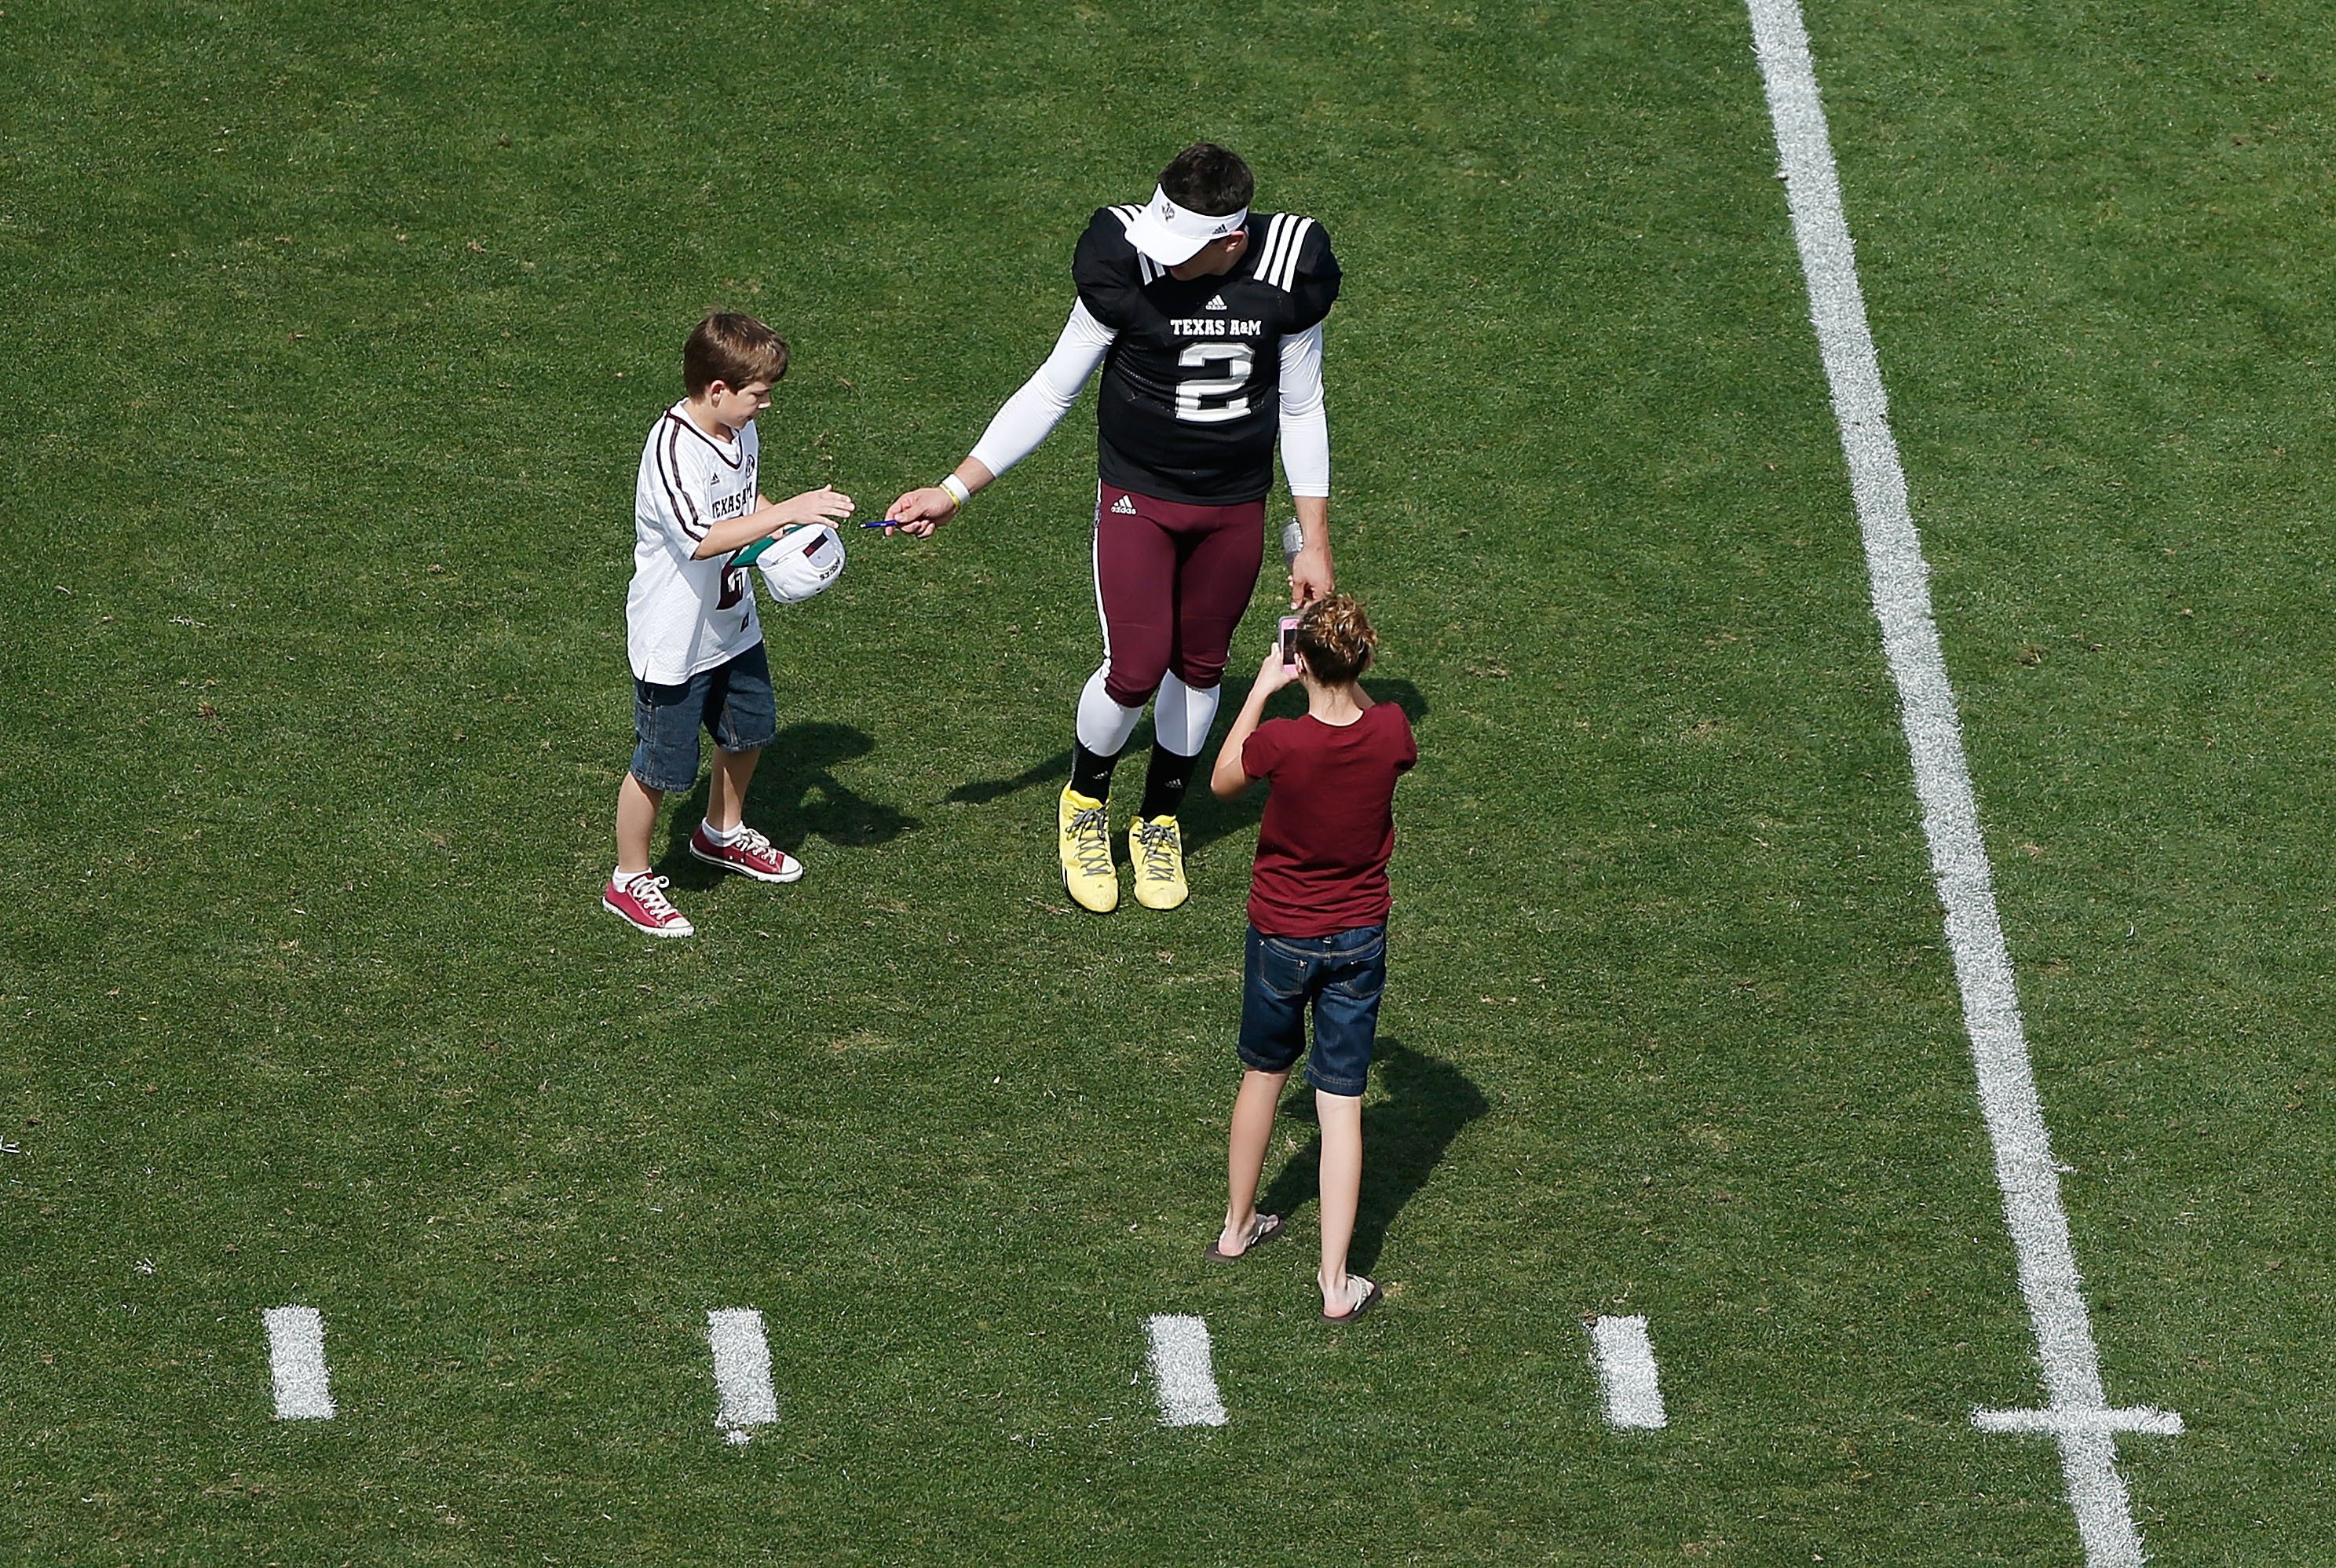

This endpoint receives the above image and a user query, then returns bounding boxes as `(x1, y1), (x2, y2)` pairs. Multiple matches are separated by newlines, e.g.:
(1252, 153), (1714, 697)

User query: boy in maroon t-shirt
(1203, 594), (1416, 1323)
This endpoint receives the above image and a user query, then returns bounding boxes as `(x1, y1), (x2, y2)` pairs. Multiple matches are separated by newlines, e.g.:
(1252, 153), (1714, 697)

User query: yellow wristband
(940, 474), (971, 507)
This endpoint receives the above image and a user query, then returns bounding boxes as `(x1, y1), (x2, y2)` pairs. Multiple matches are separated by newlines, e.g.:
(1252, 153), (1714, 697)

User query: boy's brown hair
(1294, 593), (1377, 685)
(682, 313), (789, 397)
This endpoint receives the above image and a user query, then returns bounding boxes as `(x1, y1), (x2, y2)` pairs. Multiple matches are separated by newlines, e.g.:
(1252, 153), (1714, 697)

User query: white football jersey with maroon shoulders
(627, 402), (763, 685)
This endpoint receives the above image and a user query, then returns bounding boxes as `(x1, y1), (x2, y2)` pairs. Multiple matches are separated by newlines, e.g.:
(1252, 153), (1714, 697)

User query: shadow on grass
(945, 678), (1428, 859)
(657, 720), (921, 886)
(1253, 1036), (1486, 1276)
(946, 749), (1070, 806)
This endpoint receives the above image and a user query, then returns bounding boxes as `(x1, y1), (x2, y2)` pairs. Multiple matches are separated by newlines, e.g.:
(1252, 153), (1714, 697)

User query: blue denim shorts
(1237, 923), (1387, 1098)
(629, 642), (777, 793)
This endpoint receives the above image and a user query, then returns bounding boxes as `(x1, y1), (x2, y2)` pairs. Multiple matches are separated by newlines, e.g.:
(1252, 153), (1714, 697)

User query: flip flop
(1321, 1274), (1382, 1325)
(1205, 1212), (1285, 1261)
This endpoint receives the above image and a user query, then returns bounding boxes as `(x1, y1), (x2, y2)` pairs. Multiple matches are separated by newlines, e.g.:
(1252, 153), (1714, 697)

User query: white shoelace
(731, 826), (780, 861)
(627, 874), (682, 920)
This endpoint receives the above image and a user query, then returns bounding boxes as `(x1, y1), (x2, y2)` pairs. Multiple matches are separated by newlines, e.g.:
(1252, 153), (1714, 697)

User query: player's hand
(1256, 641), (1299, 693)
(774, 486), (856, 530)
(881, 487), (960, 539)
(1289, 540), (1334, 607)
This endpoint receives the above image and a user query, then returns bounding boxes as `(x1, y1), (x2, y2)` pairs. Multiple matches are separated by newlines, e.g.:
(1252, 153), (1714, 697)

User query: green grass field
(7, 0), (2336, 1561)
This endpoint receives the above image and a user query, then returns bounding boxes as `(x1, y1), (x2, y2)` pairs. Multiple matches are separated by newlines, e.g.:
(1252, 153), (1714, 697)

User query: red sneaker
(688, 824), (803, 884)
(602, 872), (695, 938)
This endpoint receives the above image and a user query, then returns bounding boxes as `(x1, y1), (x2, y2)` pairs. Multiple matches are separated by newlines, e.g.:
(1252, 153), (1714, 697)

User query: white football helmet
(755, 524), (846, 605)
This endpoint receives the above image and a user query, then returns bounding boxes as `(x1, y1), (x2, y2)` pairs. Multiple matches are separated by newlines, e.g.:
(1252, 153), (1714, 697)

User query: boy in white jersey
(604, 313), (857, 938)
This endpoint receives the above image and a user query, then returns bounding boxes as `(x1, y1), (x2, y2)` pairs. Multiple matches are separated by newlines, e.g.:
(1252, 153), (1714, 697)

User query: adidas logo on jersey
(1110, 495), (1138, 515)
(1205, 294), (1227, 311)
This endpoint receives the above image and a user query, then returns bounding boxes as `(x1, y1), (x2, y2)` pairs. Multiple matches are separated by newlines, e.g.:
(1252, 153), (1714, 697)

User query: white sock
(615, 866), (649, 888)
(701, 819), (740, 844)
(1151, 672), (1221, 758)
(1075, 666), (1145, 756)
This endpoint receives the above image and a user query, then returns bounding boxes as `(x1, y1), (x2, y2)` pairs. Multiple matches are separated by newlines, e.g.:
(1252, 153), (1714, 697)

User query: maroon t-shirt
(1241, 700), (1417, 937)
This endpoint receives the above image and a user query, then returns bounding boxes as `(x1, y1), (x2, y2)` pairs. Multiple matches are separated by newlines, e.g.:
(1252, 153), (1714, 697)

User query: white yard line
(1145, 1314), (1228, 1427)
(707, 1307), (778, 1443)
(1974, 1405), (2186, 1438)
(261, 1306), (334, 1420)
(1741, 2), (2177, 1562)
(1586, 1314), (1668, 1430)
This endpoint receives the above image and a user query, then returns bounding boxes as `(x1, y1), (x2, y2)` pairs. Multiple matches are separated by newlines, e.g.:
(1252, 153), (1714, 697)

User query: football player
(886, 142), (1341, 914)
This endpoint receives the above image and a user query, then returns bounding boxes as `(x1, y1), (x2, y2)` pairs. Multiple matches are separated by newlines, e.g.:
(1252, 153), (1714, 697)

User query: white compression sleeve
(1151, 673), (1221, 758)
(1277, 322), (1329, 499)
(967, 300), (1117, 479)
(1076, 667), (1145, 757)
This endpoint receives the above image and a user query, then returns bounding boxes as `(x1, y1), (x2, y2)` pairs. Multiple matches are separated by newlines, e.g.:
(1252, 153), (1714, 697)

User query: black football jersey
(1072, 205), (1341, 506)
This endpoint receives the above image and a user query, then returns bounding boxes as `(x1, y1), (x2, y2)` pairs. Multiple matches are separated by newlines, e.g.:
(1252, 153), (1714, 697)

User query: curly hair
(1293, 593), (1377, 684)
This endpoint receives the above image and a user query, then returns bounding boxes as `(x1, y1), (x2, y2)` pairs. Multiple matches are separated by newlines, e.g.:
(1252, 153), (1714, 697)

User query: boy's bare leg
(706, 746), (763, 834)
(616, 773), (664, 879)
(1219, 1067), (1290, 1255)
(1314, 1088), (1364, 1310)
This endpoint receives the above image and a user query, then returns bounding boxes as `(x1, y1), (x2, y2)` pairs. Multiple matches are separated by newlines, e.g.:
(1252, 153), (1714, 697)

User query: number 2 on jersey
(1175, 342), (1253, 424)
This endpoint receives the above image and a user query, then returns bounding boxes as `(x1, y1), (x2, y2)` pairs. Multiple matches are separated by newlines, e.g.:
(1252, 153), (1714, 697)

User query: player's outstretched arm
(691, 486), (855, 558)
(1211, 643), (1297, 799)
(883, 459), (996, 539)
(882, 300), (1116, 538)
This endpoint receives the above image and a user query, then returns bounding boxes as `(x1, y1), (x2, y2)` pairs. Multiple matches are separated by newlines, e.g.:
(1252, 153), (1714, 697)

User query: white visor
(755, 524), (846, 605)
(1123, 185), (1249, 267)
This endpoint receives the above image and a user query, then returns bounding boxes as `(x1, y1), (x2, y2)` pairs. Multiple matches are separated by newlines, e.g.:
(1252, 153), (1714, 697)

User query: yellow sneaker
(1128, 814), (1190, 910)
(1057, 786), (1118, 913)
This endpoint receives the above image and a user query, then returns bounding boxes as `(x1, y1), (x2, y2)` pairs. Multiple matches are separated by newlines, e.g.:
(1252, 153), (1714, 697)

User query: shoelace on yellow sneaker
(1132, 819), (1180, 880)
(1069, 802), (1113, 877)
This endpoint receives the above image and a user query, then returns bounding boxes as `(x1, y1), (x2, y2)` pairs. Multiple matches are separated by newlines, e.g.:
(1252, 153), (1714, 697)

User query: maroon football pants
(1092, 484), (1267, 707)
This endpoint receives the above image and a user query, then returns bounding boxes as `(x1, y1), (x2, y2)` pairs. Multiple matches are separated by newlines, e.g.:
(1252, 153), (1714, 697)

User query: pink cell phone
(1279, 615), (1302, 671)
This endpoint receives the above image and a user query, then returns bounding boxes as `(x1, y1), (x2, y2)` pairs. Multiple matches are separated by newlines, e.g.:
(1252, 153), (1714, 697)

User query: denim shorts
(1236, 923), (1387, 1098)
(629, 642), (777, 793)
